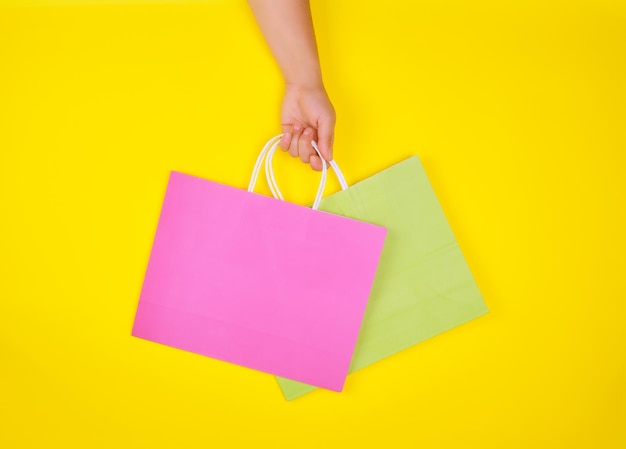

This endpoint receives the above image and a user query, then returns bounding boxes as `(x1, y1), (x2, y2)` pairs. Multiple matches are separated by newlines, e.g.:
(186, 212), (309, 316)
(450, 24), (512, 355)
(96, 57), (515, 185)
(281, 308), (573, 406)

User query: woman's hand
(248, 0), (334, 171)
(279, 83), (335, 171)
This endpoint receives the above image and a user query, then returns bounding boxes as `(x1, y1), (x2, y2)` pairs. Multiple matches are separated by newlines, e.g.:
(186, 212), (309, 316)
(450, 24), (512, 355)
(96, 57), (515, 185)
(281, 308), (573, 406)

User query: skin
(248, 0), (335, 171)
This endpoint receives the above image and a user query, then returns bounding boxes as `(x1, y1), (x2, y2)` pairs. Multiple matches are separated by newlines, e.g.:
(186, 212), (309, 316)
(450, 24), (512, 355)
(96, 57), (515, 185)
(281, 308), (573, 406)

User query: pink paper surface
(132, 172), (386, 391)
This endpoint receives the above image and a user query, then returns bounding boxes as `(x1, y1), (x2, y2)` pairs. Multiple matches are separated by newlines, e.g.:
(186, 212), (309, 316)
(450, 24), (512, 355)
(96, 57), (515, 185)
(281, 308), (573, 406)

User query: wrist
(285, 78), (325, 93)
(284, 65), (324, 91)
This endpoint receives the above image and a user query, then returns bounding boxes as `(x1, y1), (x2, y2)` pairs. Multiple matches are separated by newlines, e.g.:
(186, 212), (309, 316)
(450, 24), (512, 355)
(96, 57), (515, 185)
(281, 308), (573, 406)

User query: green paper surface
(277, 156), (488, 399)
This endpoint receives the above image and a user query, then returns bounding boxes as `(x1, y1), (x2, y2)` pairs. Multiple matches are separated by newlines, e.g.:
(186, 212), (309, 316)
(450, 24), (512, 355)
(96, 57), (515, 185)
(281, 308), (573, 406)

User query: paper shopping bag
(275, 156), (488, 399)
(132, 136), (386, 392)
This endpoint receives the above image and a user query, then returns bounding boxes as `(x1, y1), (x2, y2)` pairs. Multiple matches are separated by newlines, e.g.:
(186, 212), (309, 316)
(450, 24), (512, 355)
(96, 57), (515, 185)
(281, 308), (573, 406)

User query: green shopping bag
(273, 155), (488, 399)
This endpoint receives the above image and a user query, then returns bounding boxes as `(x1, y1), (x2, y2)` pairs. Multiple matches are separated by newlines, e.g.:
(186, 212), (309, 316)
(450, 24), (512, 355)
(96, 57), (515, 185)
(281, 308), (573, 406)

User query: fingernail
(303, 128), (313, 137)
(294, 124), (302, 132)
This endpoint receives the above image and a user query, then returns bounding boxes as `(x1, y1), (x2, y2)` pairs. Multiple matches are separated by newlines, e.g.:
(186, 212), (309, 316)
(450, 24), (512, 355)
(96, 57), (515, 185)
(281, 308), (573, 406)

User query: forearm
(247, 0), (323, 89)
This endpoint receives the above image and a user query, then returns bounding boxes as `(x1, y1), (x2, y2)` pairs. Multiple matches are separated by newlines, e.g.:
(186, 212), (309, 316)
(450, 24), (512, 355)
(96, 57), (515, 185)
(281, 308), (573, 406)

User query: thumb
(316, 114), (335, 161)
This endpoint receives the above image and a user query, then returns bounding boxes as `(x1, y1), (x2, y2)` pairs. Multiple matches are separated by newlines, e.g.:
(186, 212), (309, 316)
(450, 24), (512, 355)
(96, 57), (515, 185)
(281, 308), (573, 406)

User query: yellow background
(1, 0), (624, 447)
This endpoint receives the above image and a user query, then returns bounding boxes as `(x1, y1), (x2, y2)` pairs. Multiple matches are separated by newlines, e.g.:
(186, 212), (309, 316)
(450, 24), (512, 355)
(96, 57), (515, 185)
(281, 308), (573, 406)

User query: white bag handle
(248, 134), (349, 210)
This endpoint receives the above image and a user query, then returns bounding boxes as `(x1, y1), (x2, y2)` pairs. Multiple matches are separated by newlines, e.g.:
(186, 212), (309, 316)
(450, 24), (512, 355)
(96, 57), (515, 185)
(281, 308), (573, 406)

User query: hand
(279, 83), (336, 171)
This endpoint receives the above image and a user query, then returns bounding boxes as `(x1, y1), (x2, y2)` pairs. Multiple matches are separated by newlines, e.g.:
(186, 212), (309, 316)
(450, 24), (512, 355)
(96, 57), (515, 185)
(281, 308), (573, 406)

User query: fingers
(279, 132), (291, 151)
(298, 128), (314, 164)
(288, 123), (303, 158)
(300, 128), (326, 171)
(317, 113), (335, 161)
(309, 155), (323, 171)
(280, 124), (325, 171)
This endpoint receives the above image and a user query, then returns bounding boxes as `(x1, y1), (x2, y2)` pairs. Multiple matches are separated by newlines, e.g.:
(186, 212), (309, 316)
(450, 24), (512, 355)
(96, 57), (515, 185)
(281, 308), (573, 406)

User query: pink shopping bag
(132, 136), (387, 391)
